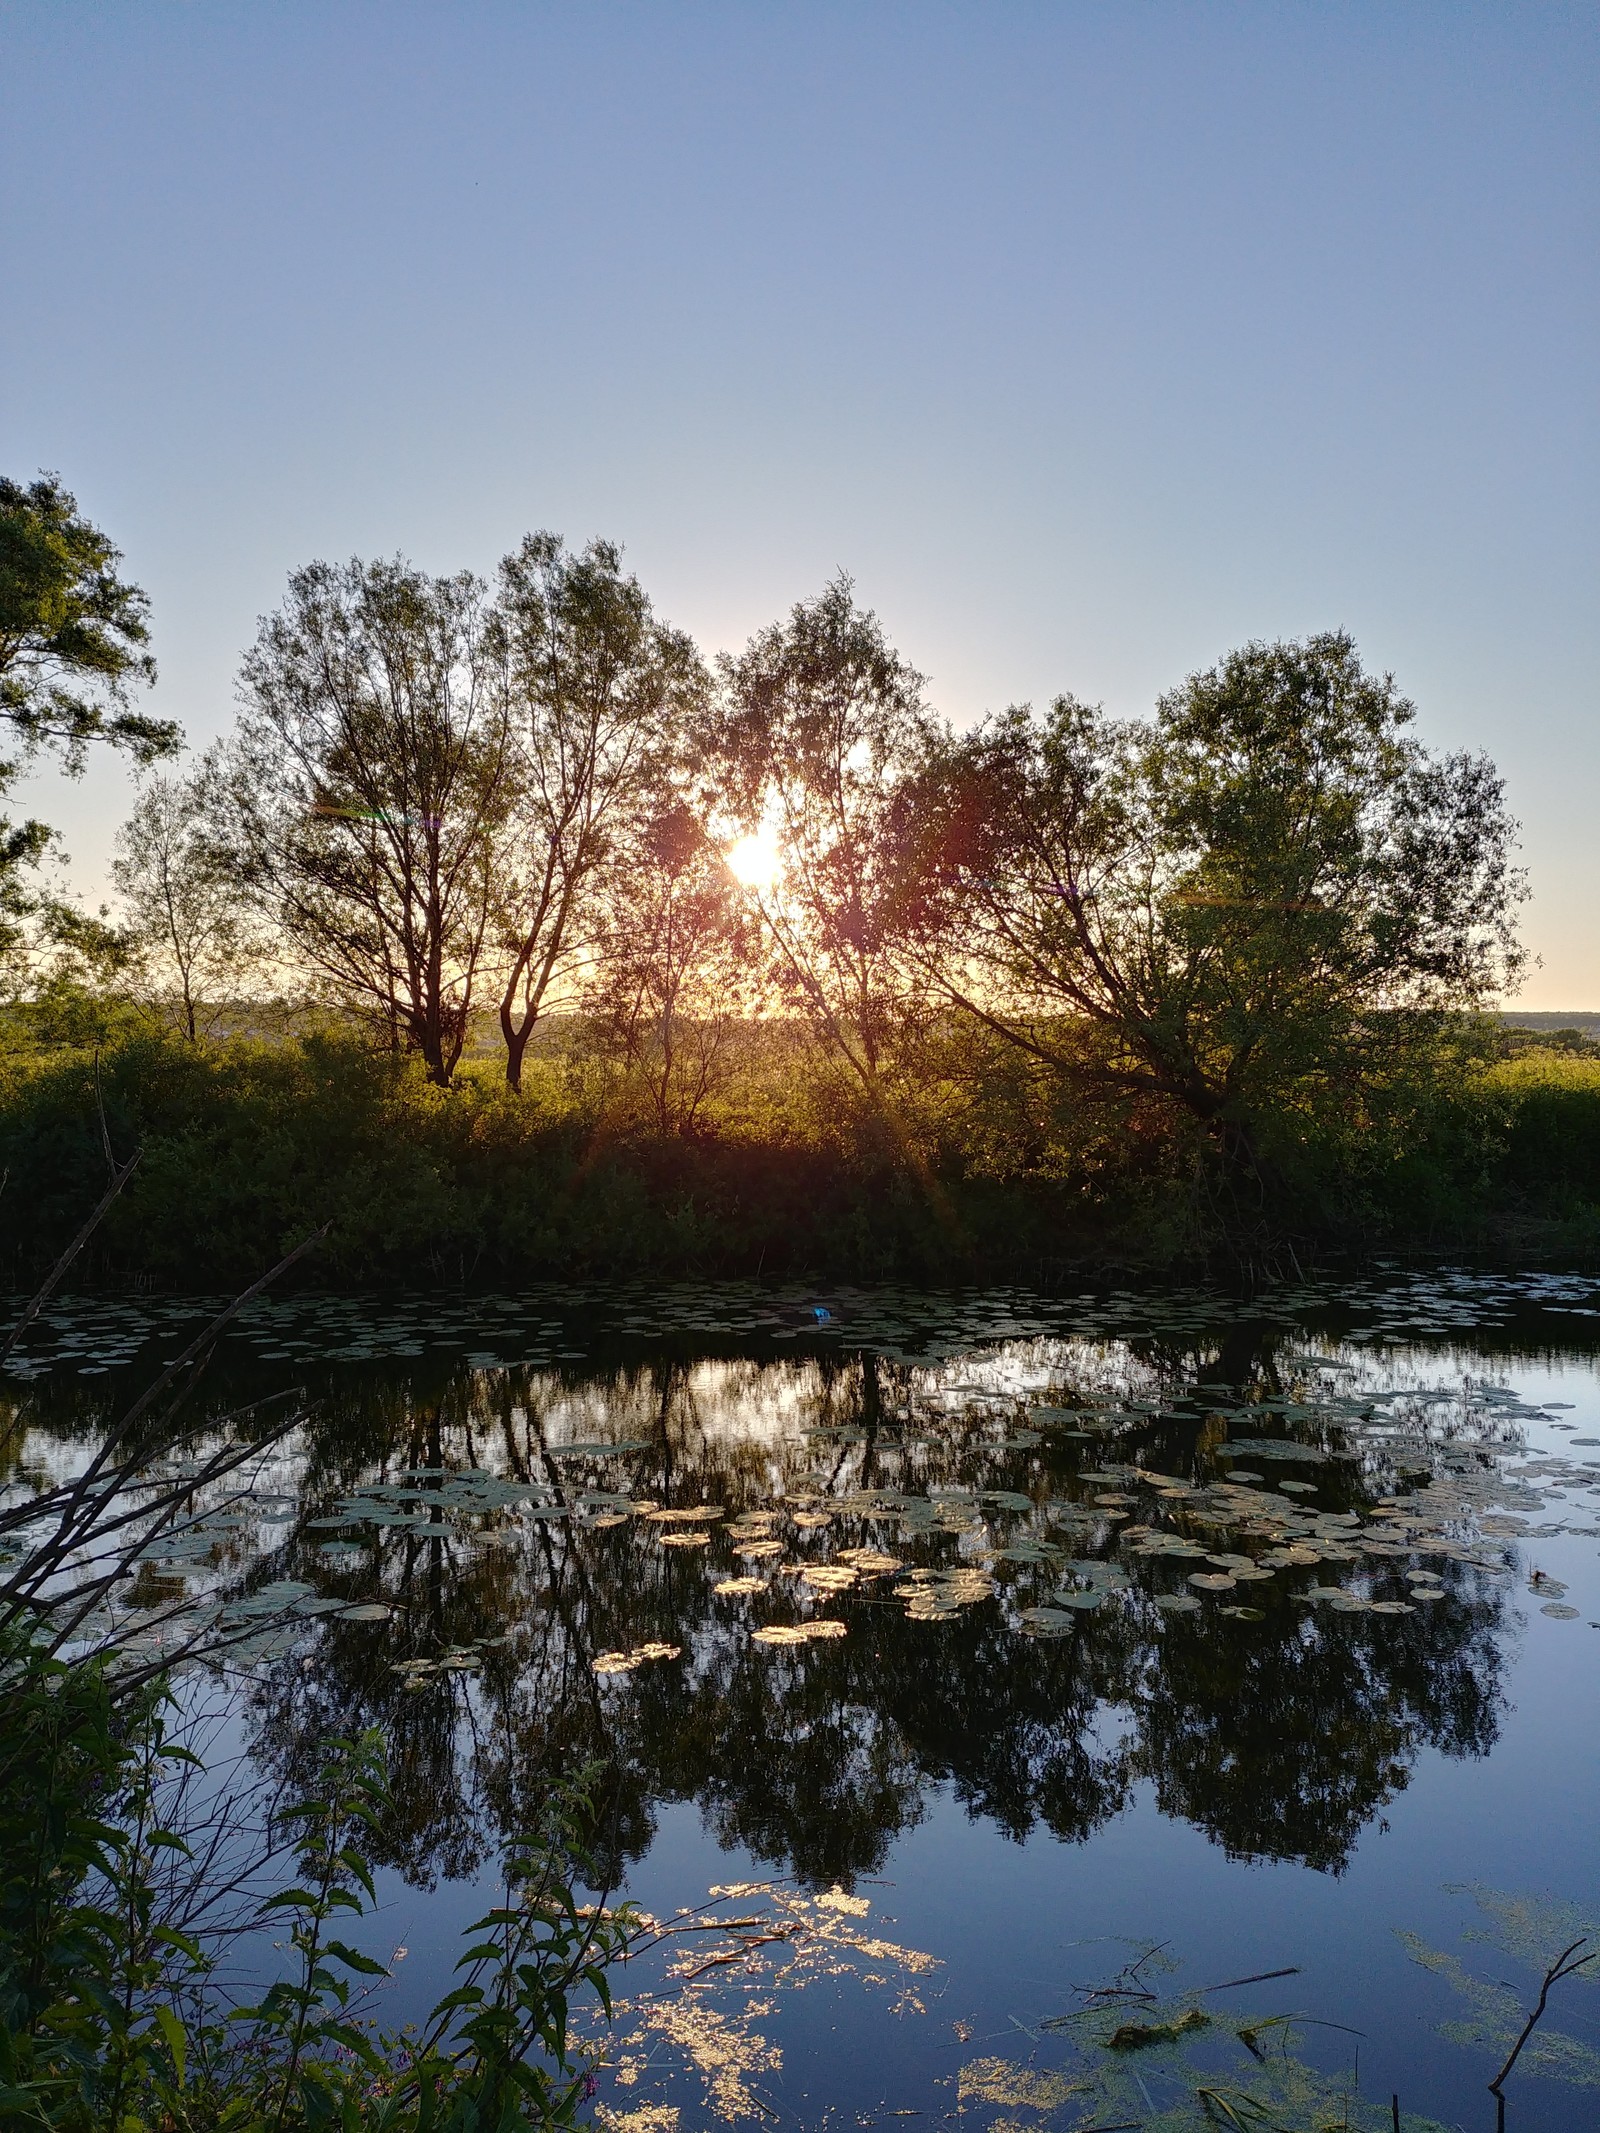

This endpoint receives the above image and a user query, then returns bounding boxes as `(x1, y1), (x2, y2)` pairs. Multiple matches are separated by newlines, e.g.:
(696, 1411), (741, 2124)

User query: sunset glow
(726, 828), (782, 890)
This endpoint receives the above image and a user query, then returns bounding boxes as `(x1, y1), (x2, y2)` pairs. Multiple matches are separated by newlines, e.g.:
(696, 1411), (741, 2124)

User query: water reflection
(177, 1321), (1519, 1894)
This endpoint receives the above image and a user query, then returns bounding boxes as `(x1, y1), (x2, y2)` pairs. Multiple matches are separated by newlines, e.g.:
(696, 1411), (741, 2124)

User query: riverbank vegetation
(7, 471), (1594, 1286)
(4, 1013), (1600, 1290)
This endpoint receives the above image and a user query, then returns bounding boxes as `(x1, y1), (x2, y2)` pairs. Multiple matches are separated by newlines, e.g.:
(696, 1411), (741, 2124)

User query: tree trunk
(502, 1005), (531, 1091)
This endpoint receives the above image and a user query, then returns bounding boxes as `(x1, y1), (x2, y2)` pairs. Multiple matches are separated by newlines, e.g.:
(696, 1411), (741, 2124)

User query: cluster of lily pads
(216, 1353), (1597, 1679)
(12, 1276), (1600, 1692)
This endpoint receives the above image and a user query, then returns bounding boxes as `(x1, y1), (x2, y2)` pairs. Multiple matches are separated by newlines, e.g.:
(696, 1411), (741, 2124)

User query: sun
(726, 828), (782, 890)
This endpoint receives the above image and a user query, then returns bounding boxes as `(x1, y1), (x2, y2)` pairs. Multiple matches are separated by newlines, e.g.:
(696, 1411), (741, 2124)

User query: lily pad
(592, 1642), (683, 1675)
(752, 1620), (847, 1646)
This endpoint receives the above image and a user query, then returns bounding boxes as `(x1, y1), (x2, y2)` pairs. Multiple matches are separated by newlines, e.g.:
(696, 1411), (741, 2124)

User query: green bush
(1481, 1053), (1600, 1206)
(7, 1019), (1600, 1287)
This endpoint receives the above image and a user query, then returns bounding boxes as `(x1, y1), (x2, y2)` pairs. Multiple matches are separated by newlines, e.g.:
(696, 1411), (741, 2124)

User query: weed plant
(0, 1635), (633, 2131)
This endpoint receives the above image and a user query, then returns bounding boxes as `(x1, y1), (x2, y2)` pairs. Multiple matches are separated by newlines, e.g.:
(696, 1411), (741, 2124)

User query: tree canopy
(487, 533), (706, 1089)
(4, 501), (1515, 1253)
(0, 473), (179, 969)
(0, 474), (173, 767)
(714, 575), (936, 1090)
(903, 633), (1524, 1215)
(229, 557), (510, 1085)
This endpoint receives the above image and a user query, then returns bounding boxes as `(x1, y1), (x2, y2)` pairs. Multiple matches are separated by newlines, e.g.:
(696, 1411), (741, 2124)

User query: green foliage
(1481, 1051), (1600, 1205)
(0, 1026), (1121, 1289)
(0, 1631), (208, 2130)
(6, 1013), (1600, 1286)
(906, 634), (1525, 1254)
(0, 1623), (635, 2130)
(0, 471), (178, 965)
(0, 473), (171, 768)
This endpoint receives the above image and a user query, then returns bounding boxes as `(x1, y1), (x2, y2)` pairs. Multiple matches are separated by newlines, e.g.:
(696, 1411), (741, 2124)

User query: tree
(0, 473), (179, 960)
(907, 633), (1524, 1220)
(714, 576), (937, 1096)
(228, 558), (510, 1085)
(113, 759), (261, 1040)
(587, 800), (758, 1133)
(487, 535), (706, 1091)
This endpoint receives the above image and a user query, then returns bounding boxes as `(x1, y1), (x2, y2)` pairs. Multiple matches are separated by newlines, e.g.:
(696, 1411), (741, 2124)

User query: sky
(2, 1), (1596, 1002)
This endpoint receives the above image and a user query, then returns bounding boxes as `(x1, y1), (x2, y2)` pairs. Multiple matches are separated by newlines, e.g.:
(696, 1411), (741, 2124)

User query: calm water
(9, 1271), (1600, 2131)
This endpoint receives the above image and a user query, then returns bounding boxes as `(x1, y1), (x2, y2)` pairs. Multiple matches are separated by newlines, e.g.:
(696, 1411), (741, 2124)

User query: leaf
(752, 1620), (847, 1645)
(593, 1643), (683, 1675)
(152, 2003), (187, 2086)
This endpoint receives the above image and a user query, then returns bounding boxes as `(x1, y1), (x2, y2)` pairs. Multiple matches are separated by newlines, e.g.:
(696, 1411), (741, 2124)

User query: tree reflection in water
(236, 1328), (1511, 1893)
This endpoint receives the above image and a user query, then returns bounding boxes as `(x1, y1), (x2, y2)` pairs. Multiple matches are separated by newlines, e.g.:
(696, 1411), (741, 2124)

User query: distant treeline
(1, 475), (1560, 1273)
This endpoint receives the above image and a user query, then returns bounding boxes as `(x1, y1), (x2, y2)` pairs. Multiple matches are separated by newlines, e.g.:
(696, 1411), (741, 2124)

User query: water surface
(9, 1271), (1600, 2130)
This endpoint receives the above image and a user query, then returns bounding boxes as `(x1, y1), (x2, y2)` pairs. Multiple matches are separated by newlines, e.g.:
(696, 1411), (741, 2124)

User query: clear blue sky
(3, 2), (1595, 1000)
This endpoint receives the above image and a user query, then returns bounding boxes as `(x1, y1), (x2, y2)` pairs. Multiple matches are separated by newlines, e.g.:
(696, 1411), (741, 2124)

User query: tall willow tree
(715, 576), (936, 1094)
(487, 535), (705, 1091)
(229, 559), (510, 1085)
(905, 633), (1524, 1214)
(113, 757), (262, 1039)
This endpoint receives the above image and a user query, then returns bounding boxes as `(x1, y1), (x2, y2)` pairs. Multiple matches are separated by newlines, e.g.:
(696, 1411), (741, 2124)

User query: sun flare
(726, 829), (782, 890)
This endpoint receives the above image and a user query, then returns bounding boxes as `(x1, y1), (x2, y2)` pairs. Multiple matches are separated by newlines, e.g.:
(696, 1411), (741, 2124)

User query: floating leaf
(1107, 2008), (1210, 2049)
(798, 1565), (858, 1591)
(751, 1620), (847, 1646)
(1217, 1440), (1329, 1463)
(549, 1440), (650, 1458)
(593, 1642), (683, 1675)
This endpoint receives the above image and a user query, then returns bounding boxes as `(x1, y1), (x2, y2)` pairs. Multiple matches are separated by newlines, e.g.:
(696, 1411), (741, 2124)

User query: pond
(8, 1270), (1600, 2130)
